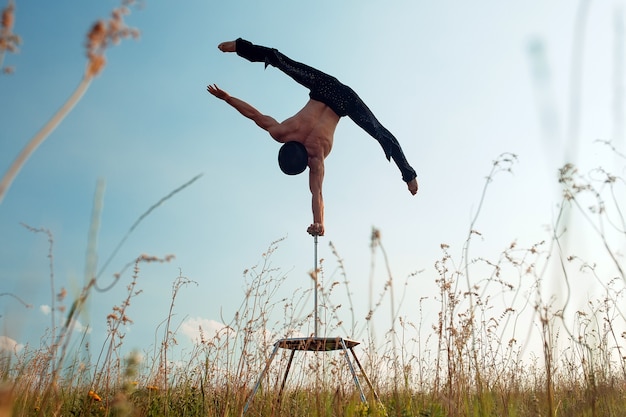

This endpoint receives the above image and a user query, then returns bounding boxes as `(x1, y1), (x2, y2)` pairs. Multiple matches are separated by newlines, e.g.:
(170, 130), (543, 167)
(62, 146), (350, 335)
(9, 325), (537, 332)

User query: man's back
(268, 99), (339, 161)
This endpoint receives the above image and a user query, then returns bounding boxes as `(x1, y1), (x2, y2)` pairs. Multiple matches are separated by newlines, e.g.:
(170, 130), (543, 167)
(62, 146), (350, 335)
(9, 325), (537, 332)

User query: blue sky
(1, 1), (625, 360)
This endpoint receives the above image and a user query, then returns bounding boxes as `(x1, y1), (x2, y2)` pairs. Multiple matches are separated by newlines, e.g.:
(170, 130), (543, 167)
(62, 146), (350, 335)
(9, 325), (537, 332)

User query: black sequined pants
(234, 38), (417, 183)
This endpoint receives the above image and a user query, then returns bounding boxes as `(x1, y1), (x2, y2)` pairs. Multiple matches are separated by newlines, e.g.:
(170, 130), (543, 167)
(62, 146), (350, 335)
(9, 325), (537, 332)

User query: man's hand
(207, 84), (230, 101)
(307, 223), (324, 236)
(407, 178), (418, 195)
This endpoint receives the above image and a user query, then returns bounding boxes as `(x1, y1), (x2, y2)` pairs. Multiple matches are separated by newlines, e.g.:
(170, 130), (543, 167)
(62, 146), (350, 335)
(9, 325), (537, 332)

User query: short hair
(278, 141), (308, 175)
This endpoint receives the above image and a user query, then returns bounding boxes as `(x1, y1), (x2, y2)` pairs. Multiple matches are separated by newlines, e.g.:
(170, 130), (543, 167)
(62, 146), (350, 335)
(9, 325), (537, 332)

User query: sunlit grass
(1, 1), (626, 416)
(1, 148), (625, 416)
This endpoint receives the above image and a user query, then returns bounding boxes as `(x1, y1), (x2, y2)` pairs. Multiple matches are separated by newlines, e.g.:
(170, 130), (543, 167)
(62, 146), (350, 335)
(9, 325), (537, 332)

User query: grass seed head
(1, 4), (14, 32)
(85, 6), (139, 78)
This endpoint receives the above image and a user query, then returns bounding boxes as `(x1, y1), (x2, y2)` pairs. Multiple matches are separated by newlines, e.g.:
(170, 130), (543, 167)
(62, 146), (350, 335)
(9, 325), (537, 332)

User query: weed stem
(0, 75), (92, 203)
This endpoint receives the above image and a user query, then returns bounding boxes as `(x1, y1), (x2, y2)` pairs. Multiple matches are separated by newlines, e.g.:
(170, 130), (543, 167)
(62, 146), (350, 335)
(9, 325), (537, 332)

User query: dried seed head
(87, 21), (107, 51)
(1, 4), (14, 31)
(84, 5), (140, 78)
(86, 54), (106, 77)
(1, 1), (20, 71)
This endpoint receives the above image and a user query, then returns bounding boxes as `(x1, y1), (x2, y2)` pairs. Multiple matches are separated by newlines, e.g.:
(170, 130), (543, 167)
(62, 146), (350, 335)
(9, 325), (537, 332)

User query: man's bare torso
(268, 99), (339, 161)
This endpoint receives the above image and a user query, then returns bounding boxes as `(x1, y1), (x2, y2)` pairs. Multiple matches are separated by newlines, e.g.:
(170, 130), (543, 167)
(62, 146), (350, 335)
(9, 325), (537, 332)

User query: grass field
(1, 159), (625, 417)
(2, 1), (626, 416)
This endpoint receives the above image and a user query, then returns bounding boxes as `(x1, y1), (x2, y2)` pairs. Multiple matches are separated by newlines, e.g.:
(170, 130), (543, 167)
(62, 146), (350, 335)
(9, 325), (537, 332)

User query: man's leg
(345, 97), (417, 183)
(232, 39), (417, 184)
(233, 39), (352, 117)
(234, 38), (323, 85)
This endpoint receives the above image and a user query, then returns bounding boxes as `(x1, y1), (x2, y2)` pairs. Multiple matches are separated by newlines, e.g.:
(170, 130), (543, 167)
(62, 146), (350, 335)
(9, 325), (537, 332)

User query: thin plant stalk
(0, 76), (93, 204)
(0, 2), (139, 204)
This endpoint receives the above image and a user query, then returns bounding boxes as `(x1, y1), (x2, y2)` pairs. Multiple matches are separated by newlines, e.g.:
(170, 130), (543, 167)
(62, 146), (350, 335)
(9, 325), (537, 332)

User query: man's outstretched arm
(207, 84), (278, 131)
(307, 155), (325, 236)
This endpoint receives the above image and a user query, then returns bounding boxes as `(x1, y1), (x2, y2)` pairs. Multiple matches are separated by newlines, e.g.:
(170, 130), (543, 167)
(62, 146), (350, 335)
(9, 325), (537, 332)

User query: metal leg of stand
(340, 338), (367, 403)
(276, 349), (296, 409)
(243, 342), (280, 415)
(349, 347), (382, 404)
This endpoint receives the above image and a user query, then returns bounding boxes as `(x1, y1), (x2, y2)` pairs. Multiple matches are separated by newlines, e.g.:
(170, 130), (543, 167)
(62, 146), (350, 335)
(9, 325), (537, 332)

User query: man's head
(278, 141), (308, 175)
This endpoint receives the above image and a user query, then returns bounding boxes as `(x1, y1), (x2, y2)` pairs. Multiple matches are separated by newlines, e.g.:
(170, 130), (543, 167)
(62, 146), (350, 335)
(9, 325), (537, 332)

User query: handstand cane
(243, 233), (383, 415)
(313, 234), (319, 338)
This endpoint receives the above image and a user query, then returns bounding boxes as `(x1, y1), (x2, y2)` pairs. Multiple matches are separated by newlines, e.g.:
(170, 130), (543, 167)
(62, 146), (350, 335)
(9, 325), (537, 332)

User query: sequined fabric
(235, 38), (417, 183)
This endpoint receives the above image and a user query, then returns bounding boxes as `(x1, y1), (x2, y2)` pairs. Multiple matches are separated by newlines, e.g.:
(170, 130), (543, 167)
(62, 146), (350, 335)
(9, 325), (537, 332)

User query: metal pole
(349, 347), (382, 404)
(277, 349), (296, 408)
(243, 342), (280, 415)
(313, 235), (318, 337)
(340, 339), (367, 403)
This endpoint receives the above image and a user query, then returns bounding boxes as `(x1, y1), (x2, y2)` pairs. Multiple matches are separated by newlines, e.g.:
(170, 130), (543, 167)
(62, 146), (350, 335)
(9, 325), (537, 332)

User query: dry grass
(0, 149), (624, 416)
(1, 2), (626, 416)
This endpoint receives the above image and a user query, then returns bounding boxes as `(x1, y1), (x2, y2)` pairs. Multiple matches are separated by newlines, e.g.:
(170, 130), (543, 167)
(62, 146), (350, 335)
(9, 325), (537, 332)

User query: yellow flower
(88, 390), (102, 402)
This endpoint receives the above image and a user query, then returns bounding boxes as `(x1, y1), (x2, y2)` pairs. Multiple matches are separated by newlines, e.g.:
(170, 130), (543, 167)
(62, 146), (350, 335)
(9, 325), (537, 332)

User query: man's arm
(307, 155), (325, 236)
(207, 84), (278, 131)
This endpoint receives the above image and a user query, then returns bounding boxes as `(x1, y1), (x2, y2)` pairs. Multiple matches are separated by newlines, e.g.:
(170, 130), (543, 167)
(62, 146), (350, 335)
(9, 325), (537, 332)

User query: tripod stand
(242, 235), (382, 415)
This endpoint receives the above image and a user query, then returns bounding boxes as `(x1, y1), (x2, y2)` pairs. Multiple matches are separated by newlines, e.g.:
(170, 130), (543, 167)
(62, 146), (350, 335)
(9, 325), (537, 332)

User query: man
(208, 38), (418, 236)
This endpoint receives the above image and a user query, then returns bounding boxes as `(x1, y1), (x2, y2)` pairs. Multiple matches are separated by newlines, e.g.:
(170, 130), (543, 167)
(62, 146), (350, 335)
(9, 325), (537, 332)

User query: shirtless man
(208, 38), (418, 236)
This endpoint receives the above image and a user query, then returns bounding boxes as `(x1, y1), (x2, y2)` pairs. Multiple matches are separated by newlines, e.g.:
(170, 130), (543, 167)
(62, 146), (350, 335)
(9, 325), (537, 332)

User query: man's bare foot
(218, 41), (236, 53)
(307, 223), (324, 236)
(407, 178), (418, 195)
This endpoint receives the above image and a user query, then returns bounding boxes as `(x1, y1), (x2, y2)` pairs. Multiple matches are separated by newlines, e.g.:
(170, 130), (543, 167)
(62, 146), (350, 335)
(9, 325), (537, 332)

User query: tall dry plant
(157, 273), (197, 416)
(0, 1), (140, 204)
(89, 254), (173, 415)
(3, 171), (198, 415)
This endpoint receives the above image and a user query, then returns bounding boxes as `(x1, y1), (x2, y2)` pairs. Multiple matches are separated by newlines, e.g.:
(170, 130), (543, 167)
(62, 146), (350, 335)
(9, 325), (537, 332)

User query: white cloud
(180, 317), (234, 344)
(39, 305), (91, 334)
(71, 319), (91, 334)
(0, 336), (23, 353)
